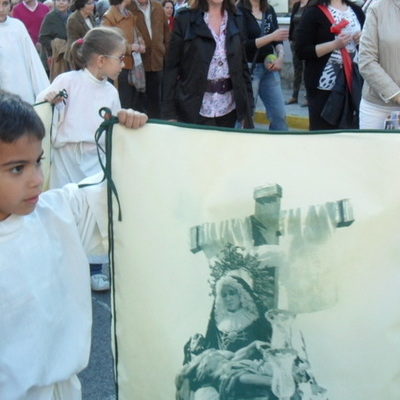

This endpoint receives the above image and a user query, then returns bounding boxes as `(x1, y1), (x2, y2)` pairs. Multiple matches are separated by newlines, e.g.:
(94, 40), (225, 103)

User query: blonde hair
(70, 27), (126, 70)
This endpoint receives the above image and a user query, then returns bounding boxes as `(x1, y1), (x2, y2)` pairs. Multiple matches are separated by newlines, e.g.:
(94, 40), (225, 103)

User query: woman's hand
(117, 109), (148, 129)
(132, 43), (146, 53)
(335, 32), (352, 49)
(256, 29), (288, 48)
(265, 56), (284, 71)
(269, 28), (289, 42)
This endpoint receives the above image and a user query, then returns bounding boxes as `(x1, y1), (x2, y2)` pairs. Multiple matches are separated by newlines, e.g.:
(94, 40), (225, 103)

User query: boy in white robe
(0, 89), (147, 400)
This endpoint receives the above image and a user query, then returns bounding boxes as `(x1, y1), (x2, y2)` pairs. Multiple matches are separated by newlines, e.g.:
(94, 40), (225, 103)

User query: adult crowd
(1, 0), (400, 131)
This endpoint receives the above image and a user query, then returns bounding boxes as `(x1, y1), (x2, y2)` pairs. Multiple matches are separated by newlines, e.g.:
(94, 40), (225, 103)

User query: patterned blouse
(200, 10), (236, 118)
(318, 5), (361, 91)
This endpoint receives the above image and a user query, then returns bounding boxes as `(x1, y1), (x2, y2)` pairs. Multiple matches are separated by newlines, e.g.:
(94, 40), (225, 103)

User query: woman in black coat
(295, 0), (364, 130)
(161, 0), (253, 128)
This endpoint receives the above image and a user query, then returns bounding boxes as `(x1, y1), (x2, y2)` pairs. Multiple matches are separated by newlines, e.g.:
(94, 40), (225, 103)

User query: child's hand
(45, 91), (65, 105)
(117, 109), (148, 129)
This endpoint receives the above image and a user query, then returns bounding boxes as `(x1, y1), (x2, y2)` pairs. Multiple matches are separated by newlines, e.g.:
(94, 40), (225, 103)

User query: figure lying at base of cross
(176, 332), (328, 400)
(177, 184), (354, 399)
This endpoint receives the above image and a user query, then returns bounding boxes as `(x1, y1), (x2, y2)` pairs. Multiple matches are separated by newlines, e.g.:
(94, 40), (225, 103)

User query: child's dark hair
(0, 90), (45, 143)
(70, 27), (126, 70)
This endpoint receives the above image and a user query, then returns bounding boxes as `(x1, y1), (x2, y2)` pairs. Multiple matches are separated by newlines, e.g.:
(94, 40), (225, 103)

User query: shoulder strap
(317, 4), (335, 24)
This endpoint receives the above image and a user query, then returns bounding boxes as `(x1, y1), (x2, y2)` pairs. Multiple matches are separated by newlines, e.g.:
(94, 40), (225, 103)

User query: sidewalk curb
(254, 110), (309, 131)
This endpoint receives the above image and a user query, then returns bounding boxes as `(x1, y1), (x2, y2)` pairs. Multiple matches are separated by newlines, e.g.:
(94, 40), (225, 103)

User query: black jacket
(161, 7), (253, 124)
(237, 3), (282, 65)
(295, 3), (365, 91)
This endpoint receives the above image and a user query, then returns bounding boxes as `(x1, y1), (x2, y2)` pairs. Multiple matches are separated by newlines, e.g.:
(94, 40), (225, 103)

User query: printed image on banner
(107, 123), (400, 400)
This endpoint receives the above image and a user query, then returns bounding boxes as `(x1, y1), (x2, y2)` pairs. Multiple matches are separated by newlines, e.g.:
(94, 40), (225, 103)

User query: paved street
(79, 291), (116, 400)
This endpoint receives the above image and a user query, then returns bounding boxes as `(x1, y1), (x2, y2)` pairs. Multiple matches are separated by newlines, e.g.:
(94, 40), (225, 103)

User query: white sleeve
(63, 173), (108, 257)
(21, 24), (50, 98)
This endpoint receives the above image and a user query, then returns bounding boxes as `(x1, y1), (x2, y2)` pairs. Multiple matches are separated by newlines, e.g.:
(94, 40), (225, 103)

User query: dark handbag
(320, 62), (363, 129)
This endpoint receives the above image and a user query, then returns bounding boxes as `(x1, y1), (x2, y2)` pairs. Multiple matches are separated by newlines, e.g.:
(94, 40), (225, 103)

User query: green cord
(94, 107), (121, 398)
(94, 107), (122, 222)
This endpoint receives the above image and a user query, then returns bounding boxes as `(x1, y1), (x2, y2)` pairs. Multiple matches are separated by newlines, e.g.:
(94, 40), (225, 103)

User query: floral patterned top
(200, 10), (236, 118)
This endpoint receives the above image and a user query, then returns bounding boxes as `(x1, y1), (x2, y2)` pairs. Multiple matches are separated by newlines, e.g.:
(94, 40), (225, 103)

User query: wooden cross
(189, 183), (354, 308)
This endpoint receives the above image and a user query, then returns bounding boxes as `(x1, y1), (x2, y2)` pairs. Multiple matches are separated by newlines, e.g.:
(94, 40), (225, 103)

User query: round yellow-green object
(265, 54), (277, 63)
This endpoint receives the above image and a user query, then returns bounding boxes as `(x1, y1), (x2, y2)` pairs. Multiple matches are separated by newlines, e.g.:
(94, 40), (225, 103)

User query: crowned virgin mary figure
(205, 274), (272, 353)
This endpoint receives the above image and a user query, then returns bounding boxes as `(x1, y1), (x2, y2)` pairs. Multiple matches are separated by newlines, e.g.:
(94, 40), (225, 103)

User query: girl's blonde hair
(70, 27), (126, 70)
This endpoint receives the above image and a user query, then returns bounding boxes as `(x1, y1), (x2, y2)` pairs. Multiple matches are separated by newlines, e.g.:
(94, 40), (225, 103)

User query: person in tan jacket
(102, 0), (146, 108)
(358, 0), (400, 129)
(127, 0), (170, 118)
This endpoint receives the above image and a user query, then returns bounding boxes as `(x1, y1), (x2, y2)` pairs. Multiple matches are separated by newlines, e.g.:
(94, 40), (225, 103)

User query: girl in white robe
(36, 26), (130, 290)
(36, 26), (125, 189)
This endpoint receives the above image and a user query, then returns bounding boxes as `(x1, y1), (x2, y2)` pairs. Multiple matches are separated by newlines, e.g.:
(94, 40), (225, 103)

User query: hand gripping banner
(101, 120), (400, 400)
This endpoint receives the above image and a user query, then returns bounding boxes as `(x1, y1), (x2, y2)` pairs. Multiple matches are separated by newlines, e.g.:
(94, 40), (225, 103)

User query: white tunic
(0, 180), (107, 400)
(36, 69), (121, 146)
(0, 17), (49, 104)
(36, 69), (121, 188)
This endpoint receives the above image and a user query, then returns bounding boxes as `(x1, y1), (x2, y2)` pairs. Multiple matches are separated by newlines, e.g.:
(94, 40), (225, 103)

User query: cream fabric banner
(34, 102), (52, 189)
(106, 123), (400, 400)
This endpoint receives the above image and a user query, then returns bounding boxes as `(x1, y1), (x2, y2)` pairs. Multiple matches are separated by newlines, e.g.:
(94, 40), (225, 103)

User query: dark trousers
(136, 70), (163, 119)
(307, 88), (338, 131)
(196, 109), (237, 128)
(118, 69), (139, 109)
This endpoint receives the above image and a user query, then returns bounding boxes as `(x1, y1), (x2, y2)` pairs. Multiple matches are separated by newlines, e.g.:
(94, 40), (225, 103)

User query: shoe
(91, 273), (110, 291)
(285, 97), (298, 105)
(300, 100), (308, 108)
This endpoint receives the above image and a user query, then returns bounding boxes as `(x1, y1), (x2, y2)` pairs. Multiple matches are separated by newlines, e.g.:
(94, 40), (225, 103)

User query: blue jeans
(251, 63), (288, 131)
